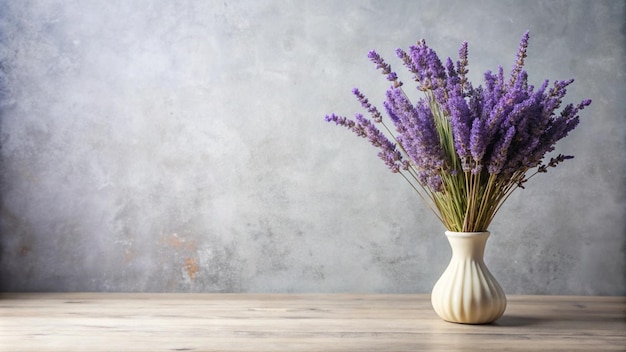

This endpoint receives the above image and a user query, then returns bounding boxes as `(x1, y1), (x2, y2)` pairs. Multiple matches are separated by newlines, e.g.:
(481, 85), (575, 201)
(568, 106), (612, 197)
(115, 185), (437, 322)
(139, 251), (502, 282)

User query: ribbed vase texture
(431, 231), (506, 324)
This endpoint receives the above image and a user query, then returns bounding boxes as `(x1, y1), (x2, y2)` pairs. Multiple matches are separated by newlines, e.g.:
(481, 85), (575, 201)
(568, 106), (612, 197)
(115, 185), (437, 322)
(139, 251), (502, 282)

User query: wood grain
(1, 293), (624, 351)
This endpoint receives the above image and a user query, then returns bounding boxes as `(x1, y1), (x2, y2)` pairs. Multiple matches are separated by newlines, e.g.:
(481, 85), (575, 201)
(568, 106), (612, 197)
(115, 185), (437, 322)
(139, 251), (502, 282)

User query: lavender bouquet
(326, 32), (591, 232)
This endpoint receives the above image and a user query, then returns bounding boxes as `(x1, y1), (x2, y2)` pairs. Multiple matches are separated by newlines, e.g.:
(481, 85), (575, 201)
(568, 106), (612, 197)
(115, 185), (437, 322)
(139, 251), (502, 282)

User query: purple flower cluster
(325, 31), (591, 192)
(383, 88), (445, 190)
(442, 32), (591, 178)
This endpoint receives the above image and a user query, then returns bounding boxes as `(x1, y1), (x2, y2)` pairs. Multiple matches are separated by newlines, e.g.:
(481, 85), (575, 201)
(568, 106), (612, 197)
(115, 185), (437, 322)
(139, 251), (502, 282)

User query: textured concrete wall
(0, 0), (624, 295)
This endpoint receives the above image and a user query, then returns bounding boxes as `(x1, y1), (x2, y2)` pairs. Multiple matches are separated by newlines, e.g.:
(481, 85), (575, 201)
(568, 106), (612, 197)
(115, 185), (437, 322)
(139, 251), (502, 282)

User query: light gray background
(0, 0), (624, 295)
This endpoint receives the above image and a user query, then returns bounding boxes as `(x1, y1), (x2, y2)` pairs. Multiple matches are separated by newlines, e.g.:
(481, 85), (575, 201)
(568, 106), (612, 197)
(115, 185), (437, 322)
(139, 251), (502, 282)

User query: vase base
(439, 316), (504, 325)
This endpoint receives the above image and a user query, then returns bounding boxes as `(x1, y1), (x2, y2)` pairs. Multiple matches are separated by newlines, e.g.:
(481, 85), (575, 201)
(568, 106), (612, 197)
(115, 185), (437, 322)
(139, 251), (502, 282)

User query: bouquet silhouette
(326, 32), (591, 232)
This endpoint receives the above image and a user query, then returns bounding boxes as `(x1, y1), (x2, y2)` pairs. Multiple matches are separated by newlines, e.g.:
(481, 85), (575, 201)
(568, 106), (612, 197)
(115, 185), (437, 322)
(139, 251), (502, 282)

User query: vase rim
(445, 231), (490, 237)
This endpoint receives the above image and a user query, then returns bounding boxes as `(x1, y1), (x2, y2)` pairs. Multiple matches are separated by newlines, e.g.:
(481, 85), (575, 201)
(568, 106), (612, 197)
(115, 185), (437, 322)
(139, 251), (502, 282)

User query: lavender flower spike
(368, 50), (403, 87)
(457, 41), (470, 93)
(510, 31), (530, 86)
(353, 88), (384, 123)
(469, 117), (487, 166)
(325, 113), (355, 129)
(488, 126), (516, 175)
(325, 112), (403, 173)
(448, 94), (472, 168)
(354, 114), (404, 172)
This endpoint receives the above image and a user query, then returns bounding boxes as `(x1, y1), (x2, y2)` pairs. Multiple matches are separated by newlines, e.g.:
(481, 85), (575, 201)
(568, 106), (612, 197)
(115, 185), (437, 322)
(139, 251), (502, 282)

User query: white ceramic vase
(431, 231), (506, 324)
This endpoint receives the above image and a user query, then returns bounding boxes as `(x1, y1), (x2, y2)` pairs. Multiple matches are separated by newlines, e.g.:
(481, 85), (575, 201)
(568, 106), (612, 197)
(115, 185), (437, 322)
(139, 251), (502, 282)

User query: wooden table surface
(1, 293), (624, 352)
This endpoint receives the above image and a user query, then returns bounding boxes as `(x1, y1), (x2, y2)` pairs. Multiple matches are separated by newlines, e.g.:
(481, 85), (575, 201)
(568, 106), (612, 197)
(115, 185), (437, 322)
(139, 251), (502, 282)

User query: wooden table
(1, 293), (624, 351)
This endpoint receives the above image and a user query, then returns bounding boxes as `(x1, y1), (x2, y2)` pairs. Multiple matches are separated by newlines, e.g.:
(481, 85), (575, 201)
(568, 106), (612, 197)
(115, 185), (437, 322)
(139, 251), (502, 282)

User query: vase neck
(445, 231), (490, 260)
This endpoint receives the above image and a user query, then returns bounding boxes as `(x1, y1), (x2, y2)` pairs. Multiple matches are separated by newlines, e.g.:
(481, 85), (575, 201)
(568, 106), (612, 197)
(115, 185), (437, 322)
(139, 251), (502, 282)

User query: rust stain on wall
(184, 257), (199, 281)
(160, 233), (197, 252)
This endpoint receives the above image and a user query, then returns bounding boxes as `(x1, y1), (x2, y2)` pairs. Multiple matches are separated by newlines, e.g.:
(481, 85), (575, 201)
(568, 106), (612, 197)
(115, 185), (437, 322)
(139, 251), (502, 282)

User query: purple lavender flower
(402, 40), (447, 92)
(419, 172), (443, 193)
(482, 67), (507, 119)
(368, 50), (391, 74)
(524, 98), (590, 167)
(510, 31), (530, 86)
(448, 94), (473, 170)
(538, 79), (575, 126)
(354, 114), (404, 172)
(384, 88), (444, 170)
(413, 99), (446, 170)
(445, 57), (462, 98)
(469, 117), (487, 172)
(353, 88), (384, 123)
(325, 113), (355, 129)
(396, 48), (421, 85)
(325, 113), (403, 173)
(383, 89), (402, 124)
(368, 50), (402, 87)
(500, 81), (549, 174)
(488, 126), (516, 174)
(454, 41), (472, 97)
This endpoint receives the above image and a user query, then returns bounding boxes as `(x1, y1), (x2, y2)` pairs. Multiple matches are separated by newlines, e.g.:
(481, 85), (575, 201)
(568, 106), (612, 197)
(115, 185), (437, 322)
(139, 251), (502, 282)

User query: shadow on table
(491, 315), (545, 327)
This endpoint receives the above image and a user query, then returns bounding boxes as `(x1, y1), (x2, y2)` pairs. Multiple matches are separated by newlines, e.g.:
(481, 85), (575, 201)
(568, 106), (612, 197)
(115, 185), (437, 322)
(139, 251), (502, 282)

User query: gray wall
(0, 0), (624, 295)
